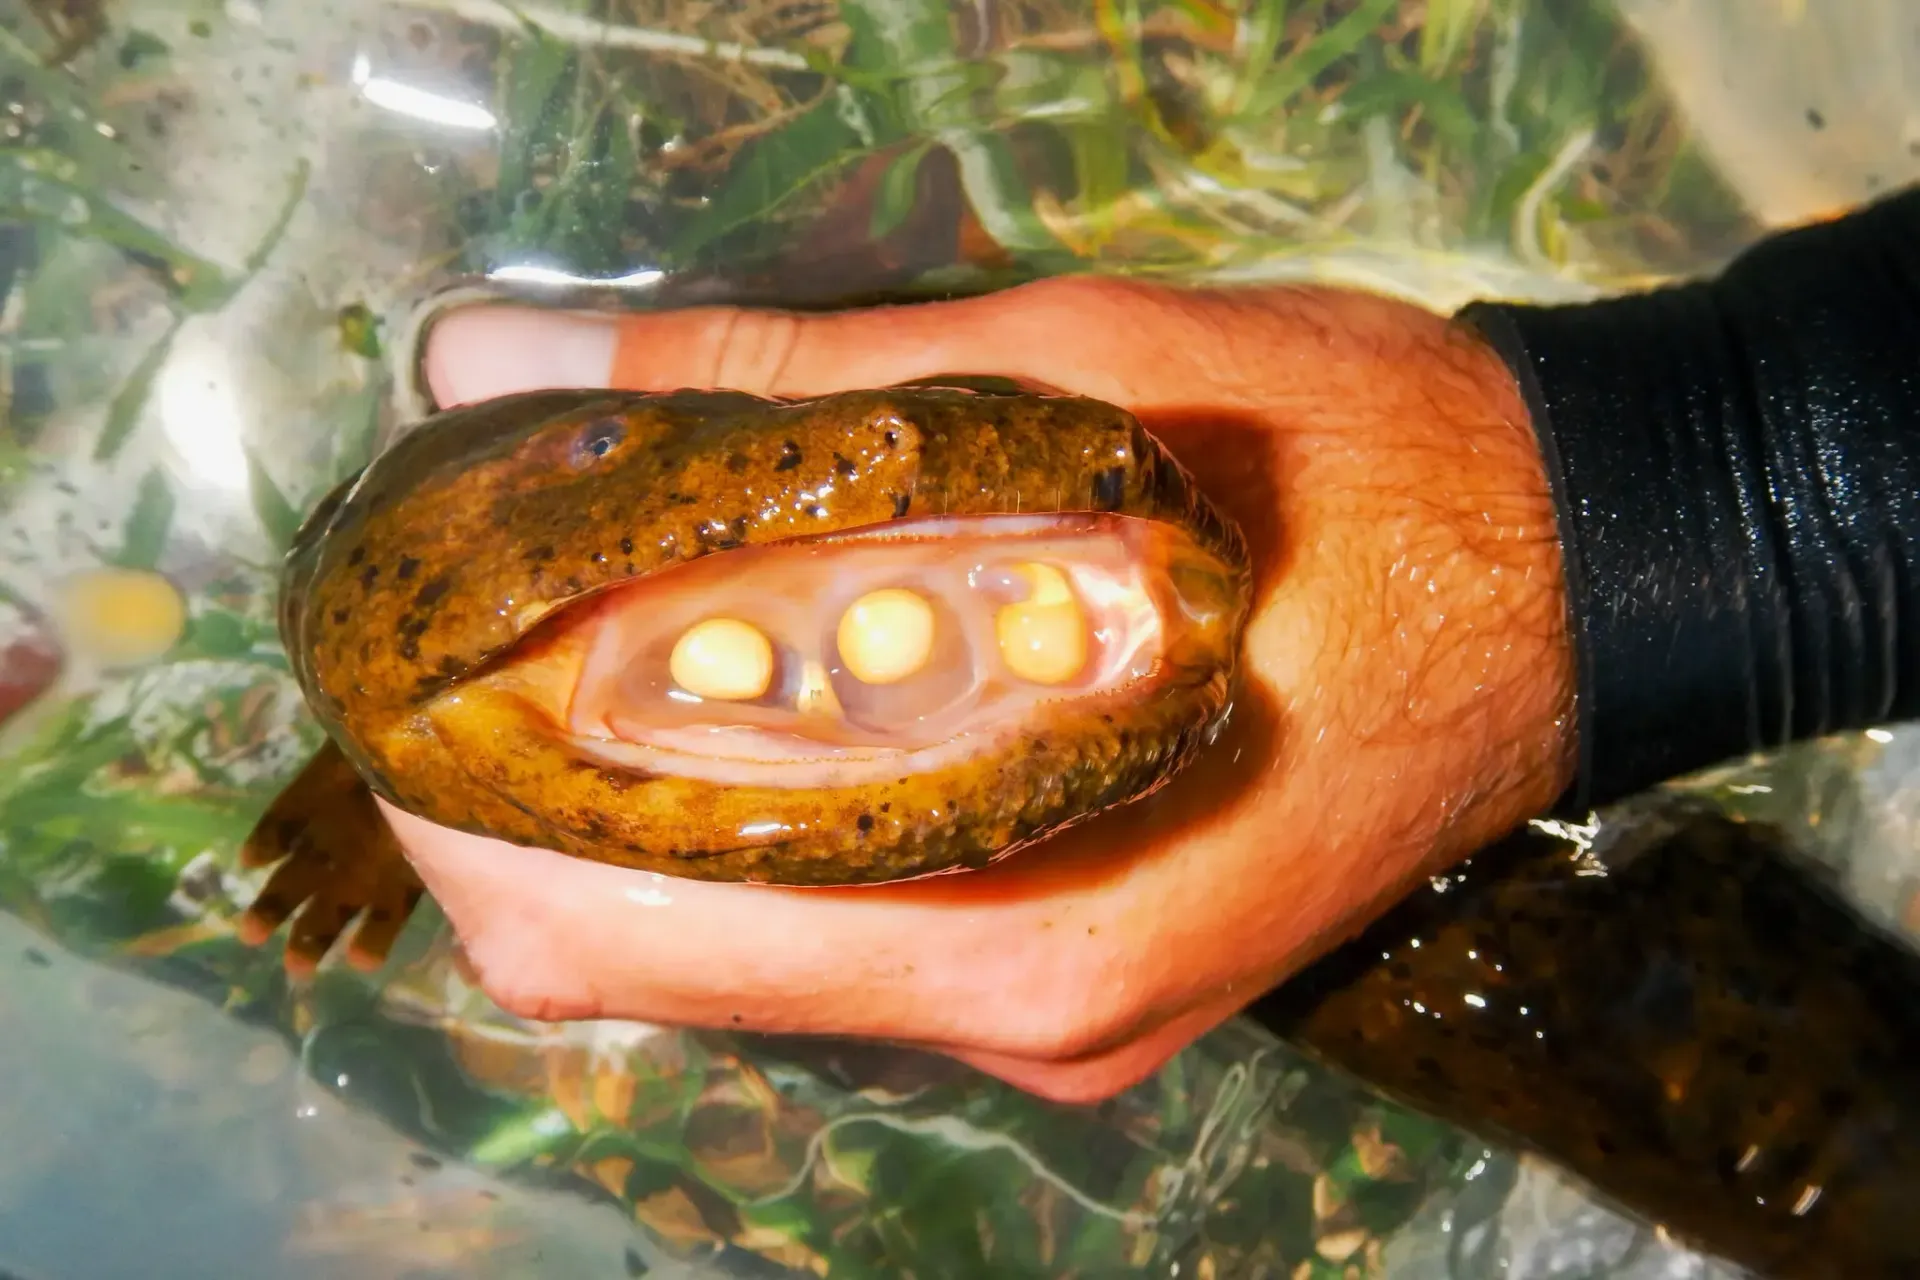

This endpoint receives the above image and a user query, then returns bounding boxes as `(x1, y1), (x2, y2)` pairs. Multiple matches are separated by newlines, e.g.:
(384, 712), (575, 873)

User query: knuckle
(1018, 275), (1162, 335)
(706, 310), (804, 395)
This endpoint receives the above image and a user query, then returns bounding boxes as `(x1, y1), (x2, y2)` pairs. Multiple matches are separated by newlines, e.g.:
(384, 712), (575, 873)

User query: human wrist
(1269, 297), (1577, 861)
(1413, 316), (1579, 846)
(1460, 185), (1920, 811)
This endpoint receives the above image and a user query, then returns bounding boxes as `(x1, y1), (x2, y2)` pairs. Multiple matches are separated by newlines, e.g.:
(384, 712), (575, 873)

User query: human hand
(394, 275), (1576, 1101)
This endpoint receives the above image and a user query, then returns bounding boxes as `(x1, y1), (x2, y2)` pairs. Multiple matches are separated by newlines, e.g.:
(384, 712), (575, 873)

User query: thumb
(421, 279), (1160, 409)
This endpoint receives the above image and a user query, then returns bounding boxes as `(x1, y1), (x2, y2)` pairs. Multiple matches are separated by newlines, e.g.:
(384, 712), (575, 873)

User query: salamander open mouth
(467, 512), (1241, 792)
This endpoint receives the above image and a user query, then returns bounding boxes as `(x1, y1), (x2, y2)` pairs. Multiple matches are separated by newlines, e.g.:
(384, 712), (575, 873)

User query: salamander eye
(571, 418), (627, 467)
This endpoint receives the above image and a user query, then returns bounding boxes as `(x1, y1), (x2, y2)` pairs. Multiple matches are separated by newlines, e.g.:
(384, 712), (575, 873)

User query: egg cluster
(665, 561), (1089, 702)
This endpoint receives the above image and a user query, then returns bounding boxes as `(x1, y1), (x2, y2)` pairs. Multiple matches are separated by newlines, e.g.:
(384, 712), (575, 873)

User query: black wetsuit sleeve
(1458, 186), (1920, 813)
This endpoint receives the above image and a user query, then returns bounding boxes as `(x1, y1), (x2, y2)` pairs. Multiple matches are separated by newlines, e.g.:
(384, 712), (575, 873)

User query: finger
(423, 308), (620, 407)
(378, 798), (1229, 1058)
(422, 279), (1180, 411)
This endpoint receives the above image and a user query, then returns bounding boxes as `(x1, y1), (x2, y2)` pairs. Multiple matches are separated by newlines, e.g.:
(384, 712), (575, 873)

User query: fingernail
(423, 306), (619, 407)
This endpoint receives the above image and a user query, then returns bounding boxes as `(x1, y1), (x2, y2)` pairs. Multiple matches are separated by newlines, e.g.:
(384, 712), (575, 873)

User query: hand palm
(385, 276), (1573, 1100)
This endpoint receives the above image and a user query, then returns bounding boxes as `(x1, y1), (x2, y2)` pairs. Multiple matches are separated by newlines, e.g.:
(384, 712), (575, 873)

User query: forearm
(1460, 186), (1920, 811)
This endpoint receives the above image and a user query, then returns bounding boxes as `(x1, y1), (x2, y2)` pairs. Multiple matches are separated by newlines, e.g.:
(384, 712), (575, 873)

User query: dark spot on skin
(591, 551), (606, 564)
(730, 1014), (743, 1024)
(833, 452), (856, 477)
(892, 492), (911, 518)
(1093, 465), (1127, 511)
(879, 802), (891, 813)
(22, 947), (50, 968)
(776, 440), (803, 471)
(726, 452), (749, 473)
(360, 564), (379, 590)
(400, 617), (431, 639)
(1806, 107), (1825, 129)
(347, 546), (365, 566)
(400, 637), (420, 660)
(620, 537), (634, 555)
(409, 574), (447, 608)
(409, 1151), (442, 1171)
(332, 608), (348, 624)
(668, 492), (698, 506)
(857, 813), (874, 833)
(884, 430), (898, 448)
(396, 555), (420, 581)
(529, 545), (556, 562)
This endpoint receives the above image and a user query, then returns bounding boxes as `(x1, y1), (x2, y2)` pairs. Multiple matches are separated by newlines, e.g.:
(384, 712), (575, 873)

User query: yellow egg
(669, 617), (774, 700)
(996, 564), (1087, 685)
(837, 588), (936, 685)
(55, 566), (187, 668)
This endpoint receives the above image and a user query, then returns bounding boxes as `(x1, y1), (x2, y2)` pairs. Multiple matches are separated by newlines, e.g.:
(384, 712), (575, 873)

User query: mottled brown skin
(1257, 799), (1920, 1280)
(241, 384), (1250, 970)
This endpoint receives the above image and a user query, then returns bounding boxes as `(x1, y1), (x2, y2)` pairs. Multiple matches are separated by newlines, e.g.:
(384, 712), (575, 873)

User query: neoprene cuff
(1459, 187), (1920, 812)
